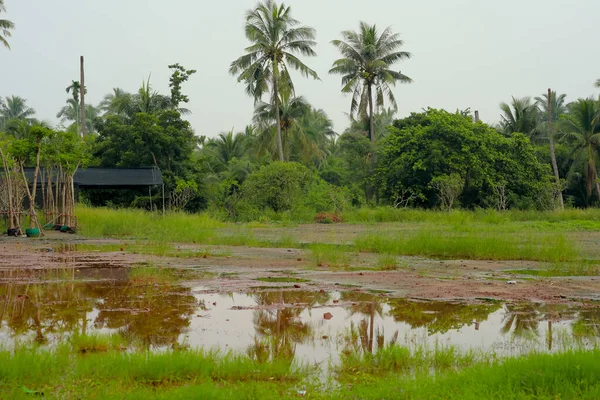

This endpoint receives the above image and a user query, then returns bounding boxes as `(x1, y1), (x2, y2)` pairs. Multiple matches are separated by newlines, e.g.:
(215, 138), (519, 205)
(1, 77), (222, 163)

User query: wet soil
(0, 232), (599, 304)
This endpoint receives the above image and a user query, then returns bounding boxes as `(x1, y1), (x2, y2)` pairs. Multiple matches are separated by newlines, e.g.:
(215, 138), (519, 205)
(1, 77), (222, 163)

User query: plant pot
(60, 225), (70, 233)
(7, 228), (18, 237)
(43, 223), (55, 230)
(25, 228), (40, 238)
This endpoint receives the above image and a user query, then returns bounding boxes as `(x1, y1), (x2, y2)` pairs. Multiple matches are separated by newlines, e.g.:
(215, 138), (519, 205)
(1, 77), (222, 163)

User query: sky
(1, 0), (599, 138)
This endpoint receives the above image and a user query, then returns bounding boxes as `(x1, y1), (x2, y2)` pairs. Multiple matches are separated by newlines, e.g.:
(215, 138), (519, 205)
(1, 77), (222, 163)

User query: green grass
(343, 207), (600, 226)
(309, 243), (353, 267)
(355, 229), (579, 262)
(77, 206), (222, 242)
(376, 253), (399, 270)
(337, 349), (600, 400)
(0, 342), (307, 399)
(1, 338), (599, 399)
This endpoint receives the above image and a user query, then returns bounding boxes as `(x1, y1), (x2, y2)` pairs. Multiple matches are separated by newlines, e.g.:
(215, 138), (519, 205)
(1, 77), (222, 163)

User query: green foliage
(377, 109), (554, 210)
(241, 162), (311, 213)
(0, 0), (15, 50)
(168, 63), (197, 108)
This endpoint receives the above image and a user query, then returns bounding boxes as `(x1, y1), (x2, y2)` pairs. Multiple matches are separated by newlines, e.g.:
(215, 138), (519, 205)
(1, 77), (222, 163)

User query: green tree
(168, 63), (197, 109)
(499, 96), (539, 136)
(57, 100), (99, 134)
(0, 0), (15, 50)
(330, 22), (412, 145)
(595, 79), (600, 88)
(229, 0), (319, 162)
(253, 93), (330, 165)
(0, 96), (35, 129)
(241, 162), (312, 212)
(377, 109), (553, 209)
(205, 129), (248, 169)
(344, 108), (395, 142)
(559, 98), (600, 202)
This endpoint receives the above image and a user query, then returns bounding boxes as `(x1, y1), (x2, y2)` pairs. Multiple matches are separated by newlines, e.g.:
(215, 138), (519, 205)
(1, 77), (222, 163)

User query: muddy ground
(0, 230), (599, 305)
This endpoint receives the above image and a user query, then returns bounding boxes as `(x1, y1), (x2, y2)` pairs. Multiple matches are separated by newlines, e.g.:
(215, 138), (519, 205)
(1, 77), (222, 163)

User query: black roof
(19, 167), (163, 188)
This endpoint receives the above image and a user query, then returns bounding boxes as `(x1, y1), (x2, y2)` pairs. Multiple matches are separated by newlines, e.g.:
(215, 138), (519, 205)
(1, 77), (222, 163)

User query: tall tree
(329, 22), (412, 145)
(535, 90), (567, 209)
(559, 98), (600, 202)
(499, 96), (539, 136)
(0, 0), (15, 50)
(595, 79), (600, 88)
(253, 93), (330, 165)
(229, 0), (319, 162)
(168, 63), (197, 109)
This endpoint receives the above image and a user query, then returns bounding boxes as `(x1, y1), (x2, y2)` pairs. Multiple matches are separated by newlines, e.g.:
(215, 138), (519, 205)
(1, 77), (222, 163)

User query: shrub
(314, 213), (343, 224)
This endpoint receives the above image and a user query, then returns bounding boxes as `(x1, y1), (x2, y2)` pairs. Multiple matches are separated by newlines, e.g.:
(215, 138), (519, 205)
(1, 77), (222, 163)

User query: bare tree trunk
(80, 56), (87, 137)
(273, 63), (284, 162)
(0, 148), (15, 229)
(547, 89), (564, 210)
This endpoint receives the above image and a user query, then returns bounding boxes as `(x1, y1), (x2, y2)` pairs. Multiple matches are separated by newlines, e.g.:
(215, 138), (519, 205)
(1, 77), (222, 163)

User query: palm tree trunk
(367, 84), (375, 145)
(273, 63), (284, 162)
(547, 89), (564, 210)
(80, 56), (87, 137)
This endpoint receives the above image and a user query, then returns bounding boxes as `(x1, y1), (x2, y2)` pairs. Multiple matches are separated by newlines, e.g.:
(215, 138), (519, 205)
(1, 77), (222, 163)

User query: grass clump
(355, 230), (578, 262)
(70, 333), (126, 354)
(309, 243), (353, 267)
(128, 266), (182, 285)
(376, 254), (399, 270)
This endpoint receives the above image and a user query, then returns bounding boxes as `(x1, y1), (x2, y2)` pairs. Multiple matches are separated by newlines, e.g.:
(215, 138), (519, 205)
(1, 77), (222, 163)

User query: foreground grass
(1, 339), (599, 399)
(338, 349), (600, 400)
(0, 342), (307, 400)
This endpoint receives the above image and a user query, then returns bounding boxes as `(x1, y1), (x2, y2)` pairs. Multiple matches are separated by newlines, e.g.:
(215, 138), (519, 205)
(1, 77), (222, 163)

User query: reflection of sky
(181, 290), (593, 367)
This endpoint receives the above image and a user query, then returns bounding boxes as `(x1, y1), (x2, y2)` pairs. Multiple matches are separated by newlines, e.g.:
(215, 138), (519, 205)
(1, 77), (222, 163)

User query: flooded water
(0, 268), (599, 367)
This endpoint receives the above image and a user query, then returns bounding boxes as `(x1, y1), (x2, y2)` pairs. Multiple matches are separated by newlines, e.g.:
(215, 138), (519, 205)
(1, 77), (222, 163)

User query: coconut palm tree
(253, 93), (329, 164)
(0, 96), (35, 129)
(0, 0), (15, 50)
(206, 129), (248, 168)
(560, 98), (600, 202)
(229, 0), (319, 162)
(499, 96), (539, 136)
(534, 91), (568, 209)
(330, 22), (412, 145)
(57, 100), (99, 134)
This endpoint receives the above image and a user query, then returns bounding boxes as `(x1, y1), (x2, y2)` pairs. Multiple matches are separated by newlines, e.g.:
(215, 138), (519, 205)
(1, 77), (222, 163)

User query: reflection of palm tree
(501, 304), (541, 338)
(340, 292), (384, 353)
(249, 291), (328, 362)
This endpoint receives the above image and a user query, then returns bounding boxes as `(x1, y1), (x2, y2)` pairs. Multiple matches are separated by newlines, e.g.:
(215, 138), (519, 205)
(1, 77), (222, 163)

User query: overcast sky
(1, 0), (599, 137)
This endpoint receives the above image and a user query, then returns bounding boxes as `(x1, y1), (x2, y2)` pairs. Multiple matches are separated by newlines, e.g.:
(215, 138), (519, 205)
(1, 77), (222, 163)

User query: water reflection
(0, 273), (196, 347)
(1, 274), (598, 365)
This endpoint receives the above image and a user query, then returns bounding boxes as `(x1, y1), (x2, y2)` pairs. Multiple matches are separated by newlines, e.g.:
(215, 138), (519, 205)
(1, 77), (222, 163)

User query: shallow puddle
(0, 270), (598, 367)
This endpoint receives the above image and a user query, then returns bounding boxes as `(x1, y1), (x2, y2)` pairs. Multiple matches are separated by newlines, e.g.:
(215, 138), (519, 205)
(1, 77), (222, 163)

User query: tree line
(1, 0), (600, 219)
